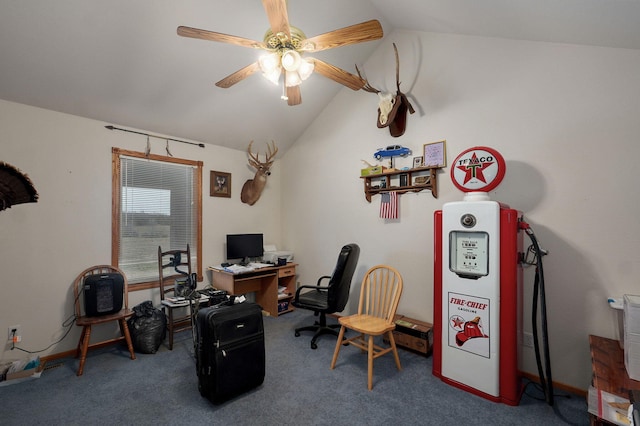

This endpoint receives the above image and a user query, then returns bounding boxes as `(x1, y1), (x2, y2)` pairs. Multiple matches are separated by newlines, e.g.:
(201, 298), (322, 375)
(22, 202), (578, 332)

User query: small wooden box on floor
(383, 315), (433, 356)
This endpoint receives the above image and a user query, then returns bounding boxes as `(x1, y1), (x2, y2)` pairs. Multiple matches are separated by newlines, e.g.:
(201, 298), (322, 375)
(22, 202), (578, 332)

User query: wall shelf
(360, 167), (441, 202)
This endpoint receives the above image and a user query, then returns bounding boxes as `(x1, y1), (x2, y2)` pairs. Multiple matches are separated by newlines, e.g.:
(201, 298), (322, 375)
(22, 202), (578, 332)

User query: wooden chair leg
(76, 326), (88, 358)
(387, 331), (402, 371)
(77, 325), (91, 376)
(120, 319), (137, 360)
(330, 326), (346, 369)
(368, 334), (374, 390)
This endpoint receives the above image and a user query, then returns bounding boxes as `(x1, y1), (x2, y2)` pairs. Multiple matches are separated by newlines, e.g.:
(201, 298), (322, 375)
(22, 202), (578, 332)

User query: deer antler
(356, 62), (396, 126)
(247, 140), (278, 169)
(247, 141), (260, 168)
(393, 43), (401, 92)
(264, 140), (278, 165)
(355, 65), (380, 94)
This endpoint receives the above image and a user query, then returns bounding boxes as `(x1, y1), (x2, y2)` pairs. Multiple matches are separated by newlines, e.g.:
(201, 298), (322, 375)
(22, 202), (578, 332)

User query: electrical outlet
(8, 325), (21, 342)
(523, 331), (534, 348)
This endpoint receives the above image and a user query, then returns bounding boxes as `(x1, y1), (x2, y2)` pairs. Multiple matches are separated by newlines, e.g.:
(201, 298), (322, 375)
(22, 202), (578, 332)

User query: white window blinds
(118, 155), (197, 284)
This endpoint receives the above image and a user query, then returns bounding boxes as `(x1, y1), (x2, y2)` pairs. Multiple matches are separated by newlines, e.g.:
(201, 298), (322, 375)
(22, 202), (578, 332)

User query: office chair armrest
(316, 275), (331, 286)
(294, 277), (331, 301)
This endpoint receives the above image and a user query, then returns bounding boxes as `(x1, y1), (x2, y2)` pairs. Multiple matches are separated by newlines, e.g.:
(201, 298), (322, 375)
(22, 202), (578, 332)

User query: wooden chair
(73, 265), (136, 376)
(158, 245), (196, 350)
(330, 265), (403, 390)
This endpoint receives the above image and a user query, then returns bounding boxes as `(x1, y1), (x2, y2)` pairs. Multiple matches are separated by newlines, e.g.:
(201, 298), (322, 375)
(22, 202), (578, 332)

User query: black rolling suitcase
(196, 302), (265, 403)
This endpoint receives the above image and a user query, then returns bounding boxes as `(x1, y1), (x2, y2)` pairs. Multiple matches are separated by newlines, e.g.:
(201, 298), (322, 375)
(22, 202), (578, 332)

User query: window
(112, 148), (202, 290)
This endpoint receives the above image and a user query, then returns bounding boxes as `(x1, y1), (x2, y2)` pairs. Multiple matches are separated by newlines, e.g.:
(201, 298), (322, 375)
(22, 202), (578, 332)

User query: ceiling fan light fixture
(263, 68), (282, 85)
(297, 58), (314, 80)
(258, 52), (282, 85)
(178, 1), (383, 106)
(281, 49), (301, 72)
(259, 52), (280, 73)
(285, 70), (302, 87)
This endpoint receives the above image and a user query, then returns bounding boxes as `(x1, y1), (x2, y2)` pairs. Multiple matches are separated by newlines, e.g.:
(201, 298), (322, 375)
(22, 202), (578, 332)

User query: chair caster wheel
(311, 342), (318, 350)
(295, 331), (300, 337)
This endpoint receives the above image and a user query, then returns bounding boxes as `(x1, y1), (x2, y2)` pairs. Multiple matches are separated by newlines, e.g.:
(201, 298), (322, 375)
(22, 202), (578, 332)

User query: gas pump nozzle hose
(521, 221), (554, 406)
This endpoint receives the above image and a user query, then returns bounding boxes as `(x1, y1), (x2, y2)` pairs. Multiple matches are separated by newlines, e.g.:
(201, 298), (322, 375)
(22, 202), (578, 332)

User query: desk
(589, 335), (640, 425)
(208, 263), (297, 317)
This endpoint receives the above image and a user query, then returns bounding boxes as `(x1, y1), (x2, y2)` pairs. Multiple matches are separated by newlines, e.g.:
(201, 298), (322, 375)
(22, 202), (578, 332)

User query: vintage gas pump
(432, 146), (526, 406)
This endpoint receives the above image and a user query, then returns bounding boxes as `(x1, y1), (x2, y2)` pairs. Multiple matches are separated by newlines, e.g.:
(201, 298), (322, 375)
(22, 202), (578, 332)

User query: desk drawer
(278, 266), (296, 278)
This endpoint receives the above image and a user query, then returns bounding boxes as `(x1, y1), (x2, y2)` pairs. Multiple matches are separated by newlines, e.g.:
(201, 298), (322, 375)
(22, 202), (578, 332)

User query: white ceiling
(1, 0), (639, 154)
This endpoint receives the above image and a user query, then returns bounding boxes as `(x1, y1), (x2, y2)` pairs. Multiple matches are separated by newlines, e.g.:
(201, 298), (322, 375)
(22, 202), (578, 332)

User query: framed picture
(423, 140), (447, 168)
(210, 171), (231, 198)
(413, 156), (424, 168)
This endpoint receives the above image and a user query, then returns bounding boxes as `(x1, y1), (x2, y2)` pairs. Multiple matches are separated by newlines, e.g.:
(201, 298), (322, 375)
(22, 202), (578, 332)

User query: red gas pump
(432, 147), (525, 405)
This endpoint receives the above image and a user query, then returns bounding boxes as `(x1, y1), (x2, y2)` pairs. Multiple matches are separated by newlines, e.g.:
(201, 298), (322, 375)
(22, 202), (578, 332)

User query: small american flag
(380, 192), (398, 219)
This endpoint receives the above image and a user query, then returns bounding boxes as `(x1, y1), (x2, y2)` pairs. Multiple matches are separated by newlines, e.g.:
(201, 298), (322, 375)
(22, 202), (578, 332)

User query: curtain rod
(105, 125), (205, 148)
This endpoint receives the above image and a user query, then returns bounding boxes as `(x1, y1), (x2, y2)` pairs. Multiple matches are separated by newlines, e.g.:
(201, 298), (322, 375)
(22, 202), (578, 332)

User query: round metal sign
(450, 146), (506, 193)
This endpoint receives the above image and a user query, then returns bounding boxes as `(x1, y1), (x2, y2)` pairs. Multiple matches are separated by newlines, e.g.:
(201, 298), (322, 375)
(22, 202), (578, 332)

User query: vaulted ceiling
(2, 0), (639, 154)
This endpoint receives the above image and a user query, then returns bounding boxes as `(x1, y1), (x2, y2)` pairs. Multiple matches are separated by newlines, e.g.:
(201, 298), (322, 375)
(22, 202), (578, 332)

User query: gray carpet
(1, 308), (588, 425)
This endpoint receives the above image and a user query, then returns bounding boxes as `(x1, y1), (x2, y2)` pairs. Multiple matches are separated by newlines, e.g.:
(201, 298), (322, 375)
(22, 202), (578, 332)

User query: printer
(263, 244), (294, 264)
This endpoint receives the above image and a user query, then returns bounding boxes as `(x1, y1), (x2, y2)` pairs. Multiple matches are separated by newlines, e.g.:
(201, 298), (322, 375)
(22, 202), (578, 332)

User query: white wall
(0, 99), (282, 361)
(281, 30), (640, 390)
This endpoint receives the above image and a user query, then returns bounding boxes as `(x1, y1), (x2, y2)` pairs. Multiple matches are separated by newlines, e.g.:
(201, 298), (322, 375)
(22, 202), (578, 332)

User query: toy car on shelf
(374, 145), (412, 160)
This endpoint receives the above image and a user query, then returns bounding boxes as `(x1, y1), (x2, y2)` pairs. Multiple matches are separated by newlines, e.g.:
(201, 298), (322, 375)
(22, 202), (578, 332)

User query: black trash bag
(127, 300), (167, 354)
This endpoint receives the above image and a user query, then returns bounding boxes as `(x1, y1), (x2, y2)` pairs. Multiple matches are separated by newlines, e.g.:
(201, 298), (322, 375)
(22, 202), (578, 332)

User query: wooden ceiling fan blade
(215, 62), (262, 88)
(286, 86), (301, 106)
(311, 59), (366, 91)
(300, 20), (383, 52)
(177, 26), (266, 49)
(261, 0), (291, 41)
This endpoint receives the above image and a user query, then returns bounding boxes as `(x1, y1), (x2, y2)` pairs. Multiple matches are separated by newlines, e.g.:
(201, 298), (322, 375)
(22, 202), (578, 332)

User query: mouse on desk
(221, 262), (231, 267)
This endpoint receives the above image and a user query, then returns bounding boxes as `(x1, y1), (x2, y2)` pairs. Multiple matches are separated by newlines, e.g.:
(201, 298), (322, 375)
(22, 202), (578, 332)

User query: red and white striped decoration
(379, 191), (398, 219)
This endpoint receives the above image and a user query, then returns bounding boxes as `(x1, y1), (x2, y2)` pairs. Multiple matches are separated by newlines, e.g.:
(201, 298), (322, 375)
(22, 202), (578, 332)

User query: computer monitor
(226, 233), (264, 264)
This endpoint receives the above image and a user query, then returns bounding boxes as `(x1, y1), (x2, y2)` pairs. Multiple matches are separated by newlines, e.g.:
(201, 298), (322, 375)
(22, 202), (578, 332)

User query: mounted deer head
(356, 43), (415, 137)
(240, 140), (278, 206)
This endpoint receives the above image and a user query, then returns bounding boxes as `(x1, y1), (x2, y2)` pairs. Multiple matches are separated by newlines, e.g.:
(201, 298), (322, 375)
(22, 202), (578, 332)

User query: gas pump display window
(449, 231), (489, 278)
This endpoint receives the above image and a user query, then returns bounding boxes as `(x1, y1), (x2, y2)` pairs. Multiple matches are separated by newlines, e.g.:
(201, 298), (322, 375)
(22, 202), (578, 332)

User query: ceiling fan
(177, 0), (383, 106)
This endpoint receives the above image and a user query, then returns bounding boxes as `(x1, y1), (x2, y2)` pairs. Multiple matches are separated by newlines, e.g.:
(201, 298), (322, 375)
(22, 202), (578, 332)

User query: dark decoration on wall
(211, 171), (231, 198)
(357, 43), (415, 137)
(0, 161), (39, 211)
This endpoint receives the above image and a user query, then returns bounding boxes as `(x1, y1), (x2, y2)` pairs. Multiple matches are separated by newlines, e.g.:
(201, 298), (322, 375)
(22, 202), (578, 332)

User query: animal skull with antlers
(240, 140), (278, 206)
(356, 43), (415, 138)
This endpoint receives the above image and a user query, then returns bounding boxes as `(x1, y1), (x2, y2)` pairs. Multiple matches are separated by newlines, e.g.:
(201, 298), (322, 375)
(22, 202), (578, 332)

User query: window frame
(111, 147), (203, 291)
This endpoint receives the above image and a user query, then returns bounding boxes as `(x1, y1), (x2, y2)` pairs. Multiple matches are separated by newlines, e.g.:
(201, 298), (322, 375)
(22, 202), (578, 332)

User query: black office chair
(292, 243), (360, 349)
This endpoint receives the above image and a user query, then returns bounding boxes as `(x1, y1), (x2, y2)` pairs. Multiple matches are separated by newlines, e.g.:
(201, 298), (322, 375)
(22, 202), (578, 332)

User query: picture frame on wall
(423, 140), (447, 168)
(413, 156), (424, 168)
(210, 171), (231, 198)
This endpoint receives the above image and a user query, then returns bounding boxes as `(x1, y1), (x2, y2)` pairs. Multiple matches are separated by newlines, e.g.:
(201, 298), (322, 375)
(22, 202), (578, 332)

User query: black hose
(527, 229), (554, 406)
